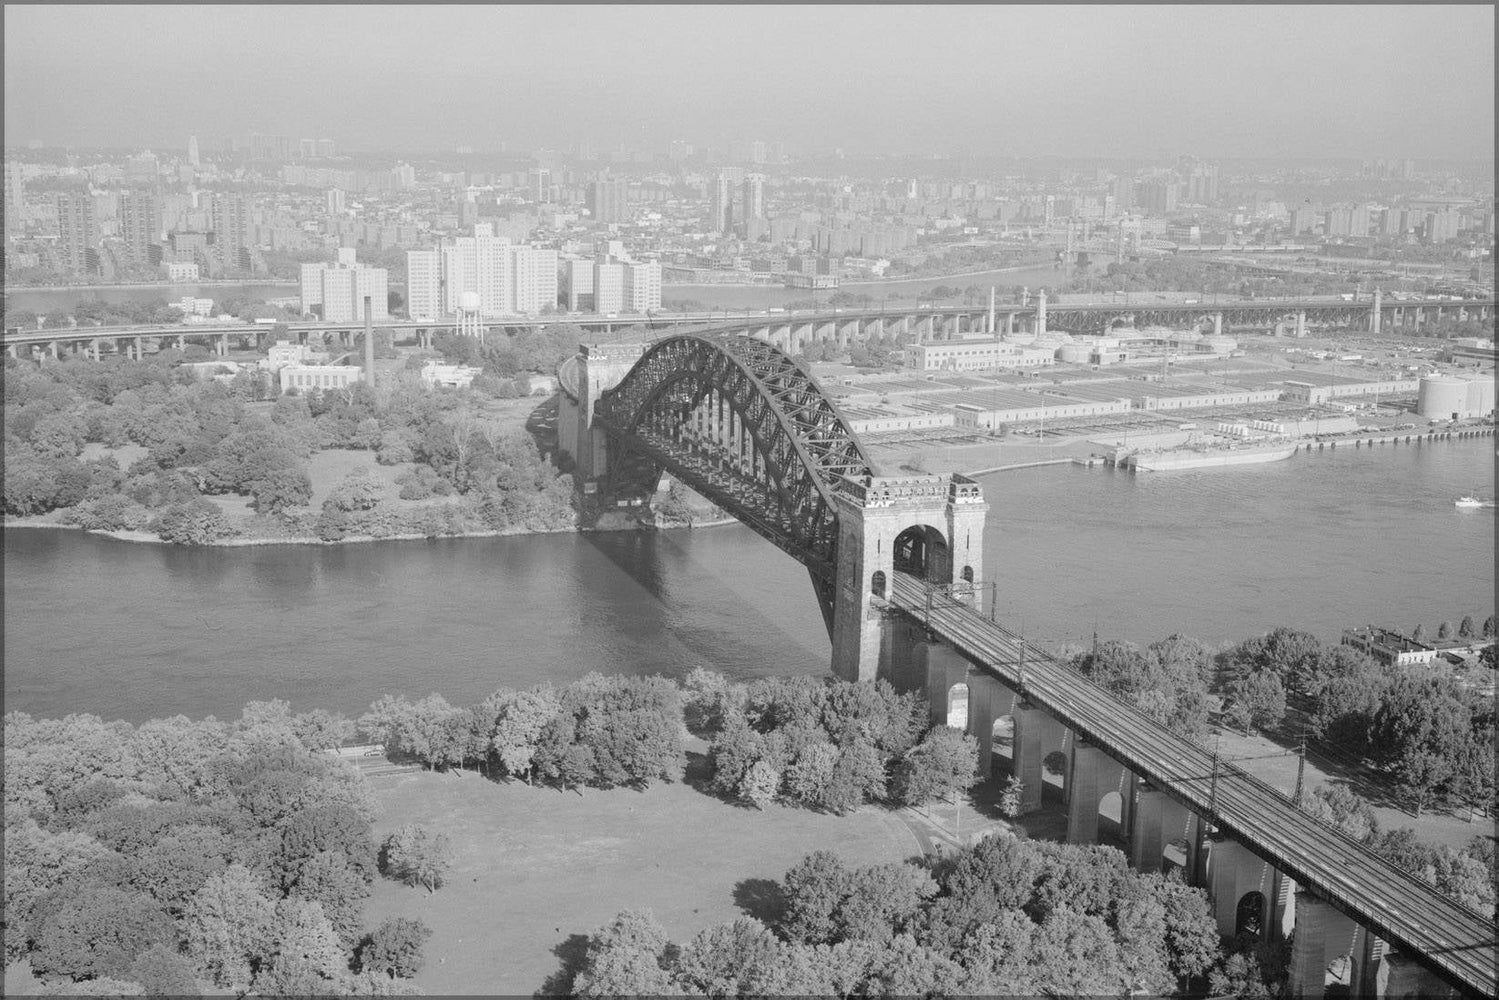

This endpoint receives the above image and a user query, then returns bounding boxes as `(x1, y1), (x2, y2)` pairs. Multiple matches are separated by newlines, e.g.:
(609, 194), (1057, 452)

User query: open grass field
(362, 749), (920, 996)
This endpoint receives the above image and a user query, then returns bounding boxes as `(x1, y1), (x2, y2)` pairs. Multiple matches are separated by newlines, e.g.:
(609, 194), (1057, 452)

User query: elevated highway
(5, 294), (1491, 360)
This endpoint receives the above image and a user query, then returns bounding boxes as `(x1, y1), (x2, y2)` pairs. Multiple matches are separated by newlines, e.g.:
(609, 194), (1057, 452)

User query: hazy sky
(4, 4), (1494, 160)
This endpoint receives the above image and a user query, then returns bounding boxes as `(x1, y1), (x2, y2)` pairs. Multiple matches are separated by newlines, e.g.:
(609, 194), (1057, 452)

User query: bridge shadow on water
(579, 525), (829, 680)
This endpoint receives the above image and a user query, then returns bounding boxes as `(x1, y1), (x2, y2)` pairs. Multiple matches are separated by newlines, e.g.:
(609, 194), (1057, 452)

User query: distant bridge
(554, 329), (1497, 999)
(4, 294), (1492, 362)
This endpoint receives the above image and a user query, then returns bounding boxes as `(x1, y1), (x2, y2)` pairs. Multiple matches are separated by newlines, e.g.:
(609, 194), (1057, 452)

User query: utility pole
(1293, 731), (1307, 806)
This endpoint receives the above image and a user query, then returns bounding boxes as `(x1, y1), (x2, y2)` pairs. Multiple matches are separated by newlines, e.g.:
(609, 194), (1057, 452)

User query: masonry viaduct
(556, 329), (1496, 999)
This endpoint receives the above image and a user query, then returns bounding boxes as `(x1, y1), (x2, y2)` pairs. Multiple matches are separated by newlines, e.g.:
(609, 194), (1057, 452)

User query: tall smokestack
(363, 296), (375, 385)
(988, 286), (996, 335)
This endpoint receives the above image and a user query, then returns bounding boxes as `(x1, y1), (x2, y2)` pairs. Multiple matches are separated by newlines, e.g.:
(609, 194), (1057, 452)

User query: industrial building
(1416, 373), (1496, 420)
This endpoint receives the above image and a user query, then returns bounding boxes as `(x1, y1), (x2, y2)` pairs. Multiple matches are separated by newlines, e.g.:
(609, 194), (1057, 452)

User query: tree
(892, 726), (979, 807)
(181, 864), (279, 994)
(675, 917), (788, 997)
(248, 465), (313, 514)
(155, 498), (233, 545)
(253, 897), (348, 995)
(1219, 627), (1322, 693)
(998, 775), (1024, 817)
(379, 824), (453, 892)
(486, 687), (559, 781)
(1458, 615), (1476, 639)
(1224, 669), (1286, 733)
(1483, 615), (1495, 639)
(1438, 621), (1453, 641)
(1303, 783), (1377, 841)
(31, 885), (176, 981)
(742, 760), (781, 809)
(572, 910), (676, 998)
(325, 465), (384, 512)
(1413, 623), (1427, 641)
(1368, 676), (1469, 816)
(837, 863), (937, 943)
(358, 916), (432, 979)
(780, 851), (851, 945)
(127, 942), (203, 997)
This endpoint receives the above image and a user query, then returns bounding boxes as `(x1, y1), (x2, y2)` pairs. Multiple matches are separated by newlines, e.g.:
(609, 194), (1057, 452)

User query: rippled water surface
(5, 439), (1491, 723)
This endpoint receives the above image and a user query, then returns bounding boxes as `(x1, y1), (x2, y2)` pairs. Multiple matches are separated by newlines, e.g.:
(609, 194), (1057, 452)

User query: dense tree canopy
(574, 838), (1226, 997)
(2, 705), (425, 995)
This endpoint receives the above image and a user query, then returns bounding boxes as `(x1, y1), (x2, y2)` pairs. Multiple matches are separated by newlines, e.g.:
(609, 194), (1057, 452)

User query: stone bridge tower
(557, 342), (647, 488)
(829, 473), (988, 684)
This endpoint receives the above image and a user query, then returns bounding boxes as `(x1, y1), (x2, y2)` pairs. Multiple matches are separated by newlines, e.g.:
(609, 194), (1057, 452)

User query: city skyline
(3, 4), (1494, 161)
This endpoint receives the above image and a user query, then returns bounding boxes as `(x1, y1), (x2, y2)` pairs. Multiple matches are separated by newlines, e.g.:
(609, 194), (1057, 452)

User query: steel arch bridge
(593, 333), (876, 631)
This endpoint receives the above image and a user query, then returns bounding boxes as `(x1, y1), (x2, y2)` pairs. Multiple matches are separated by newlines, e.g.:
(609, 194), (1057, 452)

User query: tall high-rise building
(210, 193), (253, 271)
(594, 260), (625, 313)
(1184, 164), (1219, 205)
(187, 135), (200, 167)
(563, 257), (595, 311)
(742, 174), (765, 223)
(405, 248), (443, 320)
(56, 190), (100, 275)
(1139, 178), (1178, 216)
(300, 247), (388, 322)
(117, 189), (160, 267)
(588, 176), (629, 224)
(326, 188), (346, 215)
(623, 260), (662, 313)
(511, 246), (558, 314)
(668, 139), (694, 162)
(1111, 176), (1135, 213)
(710, 171), (733, 234)
(410, 225), (559, 318)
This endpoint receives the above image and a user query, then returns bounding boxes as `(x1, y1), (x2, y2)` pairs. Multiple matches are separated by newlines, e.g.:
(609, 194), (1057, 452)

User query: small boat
(1455, 496), (1495, 508)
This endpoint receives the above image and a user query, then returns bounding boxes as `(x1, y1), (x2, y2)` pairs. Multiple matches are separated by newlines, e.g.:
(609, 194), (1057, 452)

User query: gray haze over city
(4, 4), (1495, 158)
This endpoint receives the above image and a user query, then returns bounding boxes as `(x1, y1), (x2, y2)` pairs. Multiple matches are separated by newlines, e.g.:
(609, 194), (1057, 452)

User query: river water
(4, 283), (300, 314)
(661, 263), (1088, 311)
(2, 263), (1083, 318)
(4, 439), (1492, 724)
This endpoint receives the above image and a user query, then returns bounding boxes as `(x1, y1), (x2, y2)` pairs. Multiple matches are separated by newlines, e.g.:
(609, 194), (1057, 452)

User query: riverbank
(0, 507), (743, 549)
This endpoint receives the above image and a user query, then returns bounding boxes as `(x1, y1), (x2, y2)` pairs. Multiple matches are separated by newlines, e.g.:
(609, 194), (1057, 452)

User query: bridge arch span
(594, 333), (876, 626)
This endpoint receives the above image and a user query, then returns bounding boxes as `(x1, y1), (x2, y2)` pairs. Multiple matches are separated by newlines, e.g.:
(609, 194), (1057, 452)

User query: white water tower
(456, 290), (486, 342)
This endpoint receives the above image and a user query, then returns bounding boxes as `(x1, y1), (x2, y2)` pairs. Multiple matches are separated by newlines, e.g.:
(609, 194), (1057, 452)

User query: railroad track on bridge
(888, 573), (1497, 998)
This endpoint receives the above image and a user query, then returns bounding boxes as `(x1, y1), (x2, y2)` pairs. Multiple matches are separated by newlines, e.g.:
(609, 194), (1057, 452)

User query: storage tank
(1056, 343), (1090, 363)
(1464, 375), (1495, 417)
(1418, 375), (1470, 419)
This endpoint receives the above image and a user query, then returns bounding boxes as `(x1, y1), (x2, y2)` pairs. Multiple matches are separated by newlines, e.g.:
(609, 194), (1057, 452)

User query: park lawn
(362, 755), (920, 996)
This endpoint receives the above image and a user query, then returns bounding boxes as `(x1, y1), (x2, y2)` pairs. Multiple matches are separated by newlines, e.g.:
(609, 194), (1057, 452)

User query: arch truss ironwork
(593, 334), (876, 630)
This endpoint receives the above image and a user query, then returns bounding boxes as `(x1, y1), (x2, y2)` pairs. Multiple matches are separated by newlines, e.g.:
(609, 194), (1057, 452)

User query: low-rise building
(266, 339), (320, 370)
(279, 364), (363, 394)
(420, 361), (483, 389)
(909, 338), (1055, 372)
(1341, 626), (1439, 667)
(175, 296), (214, 317)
